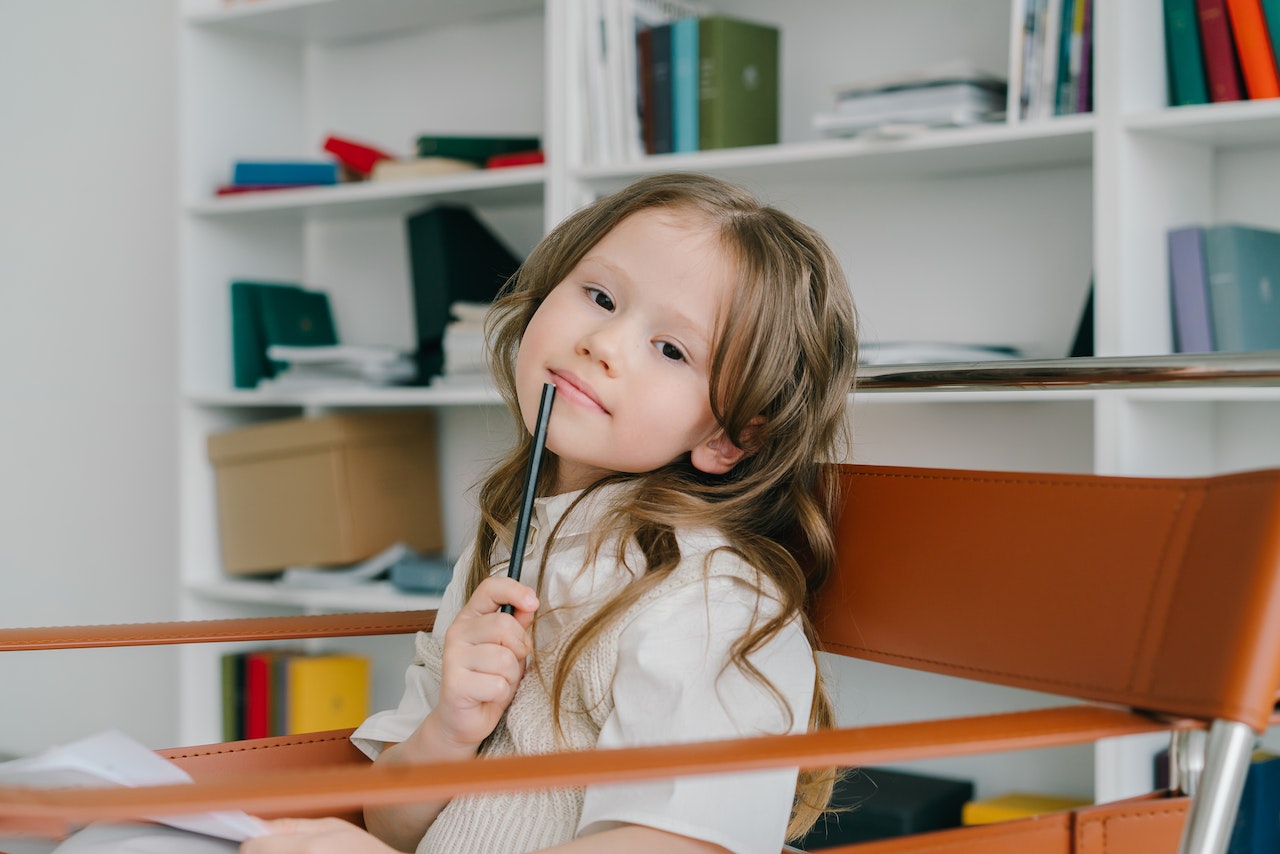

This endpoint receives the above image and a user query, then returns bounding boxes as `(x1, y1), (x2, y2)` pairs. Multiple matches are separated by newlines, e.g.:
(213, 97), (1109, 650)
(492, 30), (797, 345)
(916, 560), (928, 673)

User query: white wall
(0, 0), (180, 754)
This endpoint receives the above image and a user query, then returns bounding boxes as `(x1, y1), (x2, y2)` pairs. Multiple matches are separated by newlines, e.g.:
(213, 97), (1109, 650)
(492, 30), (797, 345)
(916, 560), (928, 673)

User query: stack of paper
(814, 63), (1006, 138)
(261, 344), (416, 390)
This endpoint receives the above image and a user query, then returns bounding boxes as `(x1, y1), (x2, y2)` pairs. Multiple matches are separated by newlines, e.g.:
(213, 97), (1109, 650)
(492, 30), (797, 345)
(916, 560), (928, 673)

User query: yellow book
(284, 652), (370, 735)
(962, 792), (1091, 826)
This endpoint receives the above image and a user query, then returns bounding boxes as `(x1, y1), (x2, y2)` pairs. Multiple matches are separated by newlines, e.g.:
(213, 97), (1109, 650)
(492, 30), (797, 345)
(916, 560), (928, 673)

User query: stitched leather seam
(1127, 485), (1194, 694)
(844, 468), (1280, 490)
(162, 731), (353, 759)
(2, 618), (429, 645)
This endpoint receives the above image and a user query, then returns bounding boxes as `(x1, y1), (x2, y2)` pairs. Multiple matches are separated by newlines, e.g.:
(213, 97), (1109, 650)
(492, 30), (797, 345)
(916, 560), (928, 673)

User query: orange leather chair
(3, 463), (1280, 854)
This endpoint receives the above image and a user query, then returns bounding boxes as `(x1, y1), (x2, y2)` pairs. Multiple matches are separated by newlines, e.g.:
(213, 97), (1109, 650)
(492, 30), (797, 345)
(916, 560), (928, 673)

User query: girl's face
(516, 208), (745, 493)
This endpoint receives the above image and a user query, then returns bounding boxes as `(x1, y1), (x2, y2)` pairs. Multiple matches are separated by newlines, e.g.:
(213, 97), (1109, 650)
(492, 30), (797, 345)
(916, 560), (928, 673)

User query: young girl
(57, 172), (856, 854)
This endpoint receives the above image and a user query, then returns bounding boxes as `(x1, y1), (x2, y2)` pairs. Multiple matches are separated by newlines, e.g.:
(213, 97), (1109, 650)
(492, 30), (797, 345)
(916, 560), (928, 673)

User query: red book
(1225, 0), (1280, 97)
(322, 135), (394, 176)
(1198, 0), (1247, 101)
(215, 183), (315, 196)
(242, 651), (277, 739)
(485, 150), (545, 168)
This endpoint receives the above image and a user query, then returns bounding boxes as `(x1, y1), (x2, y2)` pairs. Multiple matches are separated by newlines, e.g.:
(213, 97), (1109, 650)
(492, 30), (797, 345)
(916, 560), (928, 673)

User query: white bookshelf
(177, 0), (1280, 804)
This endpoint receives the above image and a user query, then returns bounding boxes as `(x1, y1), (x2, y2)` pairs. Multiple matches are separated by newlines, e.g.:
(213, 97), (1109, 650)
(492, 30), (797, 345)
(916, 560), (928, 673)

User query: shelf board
(190, 579), (443, 613)
(857, 351), (1280, 392)
(187, 165), (545, 219)
(1125, 100), (1280, 148)
(575, 116), (1096, 189)
(188, 382), (505, 409)
(186, 0), (543, 44)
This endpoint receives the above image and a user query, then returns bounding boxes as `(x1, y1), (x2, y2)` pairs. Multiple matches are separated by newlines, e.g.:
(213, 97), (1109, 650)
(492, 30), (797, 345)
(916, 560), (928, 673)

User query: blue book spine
(1168, 226), (1214, 352)
(1227, 753), (1280, 854)
(1204, 224), (1280, 352)
(232, 161), (339, 186)
(671, 16), (699, 153)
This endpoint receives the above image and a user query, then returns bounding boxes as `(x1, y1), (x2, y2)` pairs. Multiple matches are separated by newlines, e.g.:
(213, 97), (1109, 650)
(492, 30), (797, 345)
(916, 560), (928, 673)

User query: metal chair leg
(1176, 719), (1256, 854)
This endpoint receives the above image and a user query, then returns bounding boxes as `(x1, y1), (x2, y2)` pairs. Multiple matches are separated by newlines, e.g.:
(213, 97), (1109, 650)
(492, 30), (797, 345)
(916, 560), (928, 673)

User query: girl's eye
(659, 341), (686, 362)
(586, 287), (614, 311)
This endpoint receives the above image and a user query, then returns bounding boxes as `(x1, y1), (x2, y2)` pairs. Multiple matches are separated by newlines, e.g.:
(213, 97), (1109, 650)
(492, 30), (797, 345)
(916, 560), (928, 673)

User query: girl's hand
(429, 575), (539, 751)
(240, 818), (396, 854)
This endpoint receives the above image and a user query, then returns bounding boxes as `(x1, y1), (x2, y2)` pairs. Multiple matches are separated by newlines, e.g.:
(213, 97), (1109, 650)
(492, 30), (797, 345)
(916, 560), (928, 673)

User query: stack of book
(221, 649), (370, 741)
(1164, 0), (1280, 105)
(581, 0), (779, 163)
(1009, 0), (1094, 121)
(1167, 222), (1280, 353)
(813, 64), (1007, 138)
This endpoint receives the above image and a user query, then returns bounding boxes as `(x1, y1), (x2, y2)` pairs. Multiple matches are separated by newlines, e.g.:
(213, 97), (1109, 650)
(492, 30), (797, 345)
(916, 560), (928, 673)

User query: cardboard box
(208, 411), (442, 575)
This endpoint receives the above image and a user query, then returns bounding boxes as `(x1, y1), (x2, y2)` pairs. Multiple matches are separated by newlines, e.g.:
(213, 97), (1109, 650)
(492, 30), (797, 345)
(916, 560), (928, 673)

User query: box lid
(207, 411), (433, 464)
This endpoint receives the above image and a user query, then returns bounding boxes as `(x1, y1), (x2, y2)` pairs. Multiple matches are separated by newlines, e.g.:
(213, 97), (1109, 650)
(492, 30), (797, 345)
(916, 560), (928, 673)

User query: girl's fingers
(459, 576), (539, 626)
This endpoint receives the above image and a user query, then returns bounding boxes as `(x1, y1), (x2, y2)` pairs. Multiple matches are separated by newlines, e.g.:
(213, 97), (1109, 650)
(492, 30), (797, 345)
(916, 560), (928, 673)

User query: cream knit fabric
(418, 548), (763, 854)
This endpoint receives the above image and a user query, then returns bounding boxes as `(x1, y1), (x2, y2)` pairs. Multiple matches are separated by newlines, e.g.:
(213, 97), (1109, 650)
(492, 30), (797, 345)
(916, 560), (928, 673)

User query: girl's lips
(550, 371), (607, 413)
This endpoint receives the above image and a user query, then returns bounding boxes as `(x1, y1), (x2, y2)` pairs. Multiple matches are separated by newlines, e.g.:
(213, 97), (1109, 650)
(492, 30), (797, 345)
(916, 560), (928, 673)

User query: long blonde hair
(471, 173), (857, 840)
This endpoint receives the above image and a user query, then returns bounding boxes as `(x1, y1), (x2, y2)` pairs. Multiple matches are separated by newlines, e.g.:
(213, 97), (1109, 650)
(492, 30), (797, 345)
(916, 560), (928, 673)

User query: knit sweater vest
(416, 547), (759, 853)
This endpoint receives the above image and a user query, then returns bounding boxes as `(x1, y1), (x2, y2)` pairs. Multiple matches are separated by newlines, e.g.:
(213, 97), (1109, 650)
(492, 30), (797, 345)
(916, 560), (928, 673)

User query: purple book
(1168, 226), (1215, 353)
(1077, 0), (1093, 112)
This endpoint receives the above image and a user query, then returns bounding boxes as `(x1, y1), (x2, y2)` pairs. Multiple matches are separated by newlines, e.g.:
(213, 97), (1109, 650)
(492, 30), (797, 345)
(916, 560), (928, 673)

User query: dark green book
(698, 14), (779, 150)
(1203, 224), (1280, 352)
(1164, 0), (1209, 105)
(796, 766), (973, 847)
(405, 205), (521, 382)
(229, 282), (337, 389)
(414, 134), (540, 165)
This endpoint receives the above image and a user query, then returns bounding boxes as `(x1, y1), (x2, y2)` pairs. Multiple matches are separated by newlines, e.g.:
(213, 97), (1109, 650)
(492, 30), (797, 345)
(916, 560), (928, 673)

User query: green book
(405, 205), (521, 382)
(229, 282), (337, 389)
(1164, 0), (1209, 105)
(698, 14), (780, 150)
(1203, 224), (1280, 352)
(413, 134), (540, 165)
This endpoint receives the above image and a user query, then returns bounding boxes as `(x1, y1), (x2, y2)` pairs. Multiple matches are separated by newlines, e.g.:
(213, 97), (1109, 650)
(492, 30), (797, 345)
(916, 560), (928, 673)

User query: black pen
(500, 382), (556, 615)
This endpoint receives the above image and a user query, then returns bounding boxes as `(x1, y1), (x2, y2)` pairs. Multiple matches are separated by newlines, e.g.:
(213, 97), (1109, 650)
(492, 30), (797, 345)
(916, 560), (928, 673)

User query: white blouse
(352, 487), (816, 854)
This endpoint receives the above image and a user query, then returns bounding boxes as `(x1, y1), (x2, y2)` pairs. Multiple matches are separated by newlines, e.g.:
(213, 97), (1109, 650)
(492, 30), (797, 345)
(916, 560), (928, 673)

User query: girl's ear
(690, 429), (746, 475)
(690, 417), (763, 475)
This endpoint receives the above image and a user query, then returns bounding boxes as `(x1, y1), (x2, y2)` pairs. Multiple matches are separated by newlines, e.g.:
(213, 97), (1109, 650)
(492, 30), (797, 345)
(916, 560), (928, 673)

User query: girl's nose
(577, 322), (623, 375)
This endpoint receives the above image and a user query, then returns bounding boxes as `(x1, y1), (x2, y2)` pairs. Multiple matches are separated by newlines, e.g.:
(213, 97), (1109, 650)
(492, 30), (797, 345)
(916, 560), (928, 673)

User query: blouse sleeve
(576, 572), (816, 854)
(349, 547), (473, 759)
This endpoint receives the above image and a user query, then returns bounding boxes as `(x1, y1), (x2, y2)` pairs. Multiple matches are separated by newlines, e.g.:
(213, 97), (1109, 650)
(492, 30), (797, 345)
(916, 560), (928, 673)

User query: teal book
(1203, 224), (1280, 352)
(405, 205), (521, 382)
(1227, 751), (1280, 853)
(1164, 0), (1210, 105)
(671, 16), (700, 153)
(230, 282), (337, 389)
(1263, 0), (1280, 70)
(413, 135), (540, 165)
(697, 14), (779, 150)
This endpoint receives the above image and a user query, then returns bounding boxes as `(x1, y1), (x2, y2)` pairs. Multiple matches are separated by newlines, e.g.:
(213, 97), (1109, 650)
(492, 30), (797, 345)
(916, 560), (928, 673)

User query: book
(1198, 0), (1247, 101)
(697, 14), (779, 150)
(1069, 281), (1095, 357)
(242, 650), (280, 739)
(796, 767), (973, 846)
(1228, 751), (1280, 853)
(1166, 0), (1212, 104)
(962, 792), (1091, 825)
(221, 652), (245, 743)
(231, 160), (339, 186)
(283, 652), (370, 734)
(1263, 0), (1280, 66)
(649, 22), (674, 153)
(405, 205), (522, 383)
(486, 149), (546, 168)
(321, 135), (394, 177)
(1168, 226), (1215, 352)
(370, 156), (480, 182)
(413, 134), (541, 166)
(1203, 223), (1280, 351)
(230, 281), (337, 389)
(1225, 0), (1280, 97)
(670, 16), (700, 152)
(1077, 0), (1094, 111)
